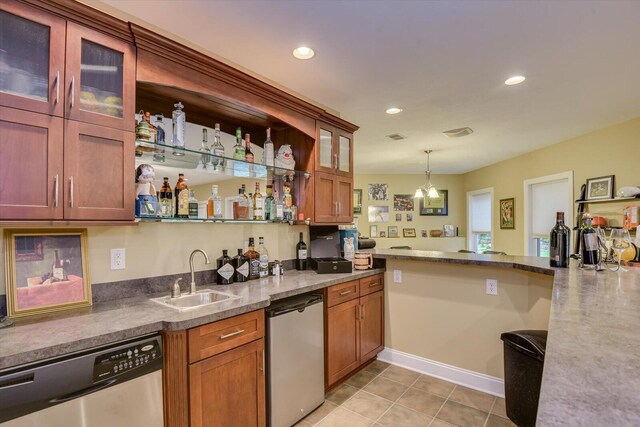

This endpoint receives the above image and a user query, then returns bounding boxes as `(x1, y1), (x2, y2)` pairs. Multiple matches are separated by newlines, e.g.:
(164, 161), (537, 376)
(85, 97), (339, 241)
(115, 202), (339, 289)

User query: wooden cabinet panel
(326, 280), (359, 307)
(326, 298), (360, 387)
(0, 107), (63, 219)
(189, 338), (266, 427)
(360, 274), (384, 297)
(313, 172), (336, 223)
(188, 310), (264, 363)
(63, 120), (134, 220)
(335, 176), (353, 223)
(360, 291), (385, 364)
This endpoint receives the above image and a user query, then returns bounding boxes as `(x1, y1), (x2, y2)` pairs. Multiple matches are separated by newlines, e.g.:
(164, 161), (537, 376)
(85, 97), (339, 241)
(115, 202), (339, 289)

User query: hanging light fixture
(414, 150), (440, 199)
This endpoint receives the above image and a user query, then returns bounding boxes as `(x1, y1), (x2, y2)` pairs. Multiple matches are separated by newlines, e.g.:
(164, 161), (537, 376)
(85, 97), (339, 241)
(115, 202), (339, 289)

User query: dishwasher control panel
(93, 338), (161, 381)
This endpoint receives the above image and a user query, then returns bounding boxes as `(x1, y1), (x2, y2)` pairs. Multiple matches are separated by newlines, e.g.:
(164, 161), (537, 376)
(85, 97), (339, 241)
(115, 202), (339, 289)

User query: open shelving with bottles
(574, 196), (638, 232)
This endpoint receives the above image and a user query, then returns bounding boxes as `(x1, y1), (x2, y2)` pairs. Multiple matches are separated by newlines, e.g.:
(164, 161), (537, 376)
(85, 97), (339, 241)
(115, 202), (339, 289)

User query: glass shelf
(136, 216), (309, 225)
(576, 197), (637, 204)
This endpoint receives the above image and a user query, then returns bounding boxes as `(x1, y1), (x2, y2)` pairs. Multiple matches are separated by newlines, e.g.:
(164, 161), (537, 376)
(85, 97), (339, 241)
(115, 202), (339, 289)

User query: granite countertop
(364, 248), (640, 426)
(0, 269), (383, 370)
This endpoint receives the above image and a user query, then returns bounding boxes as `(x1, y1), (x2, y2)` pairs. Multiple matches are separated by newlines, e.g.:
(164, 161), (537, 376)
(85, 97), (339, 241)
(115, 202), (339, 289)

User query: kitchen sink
(151, 290), (240, 311)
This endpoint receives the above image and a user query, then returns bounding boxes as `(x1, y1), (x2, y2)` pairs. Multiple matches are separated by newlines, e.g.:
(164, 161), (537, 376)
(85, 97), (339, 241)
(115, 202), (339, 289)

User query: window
(467, 188), (493, 253)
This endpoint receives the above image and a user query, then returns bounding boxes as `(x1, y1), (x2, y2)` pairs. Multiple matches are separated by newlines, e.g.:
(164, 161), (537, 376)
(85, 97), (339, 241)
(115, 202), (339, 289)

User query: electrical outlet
(486, 279), (498, 295)
(110, 248), (126, 270)
(393, 269), (402, 283)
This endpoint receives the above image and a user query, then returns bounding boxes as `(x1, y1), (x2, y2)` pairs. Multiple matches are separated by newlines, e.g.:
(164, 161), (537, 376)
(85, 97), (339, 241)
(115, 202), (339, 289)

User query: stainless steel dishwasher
(267, 293), (324, 427)
(0, 333), (163, 427)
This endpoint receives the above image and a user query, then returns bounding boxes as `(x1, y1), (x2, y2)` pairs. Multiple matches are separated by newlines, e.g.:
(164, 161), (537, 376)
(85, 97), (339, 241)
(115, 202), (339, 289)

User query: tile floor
(295, 361), (515, 427)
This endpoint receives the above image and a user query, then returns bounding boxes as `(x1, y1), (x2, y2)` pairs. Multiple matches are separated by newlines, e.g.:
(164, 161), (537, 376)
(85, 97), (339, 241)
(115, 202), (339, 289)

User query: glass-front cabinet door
(0, 0), (65, 116)
(316, 123), (336, 174)
(337, 132), (352, 177)
(65, 22), (134, 131)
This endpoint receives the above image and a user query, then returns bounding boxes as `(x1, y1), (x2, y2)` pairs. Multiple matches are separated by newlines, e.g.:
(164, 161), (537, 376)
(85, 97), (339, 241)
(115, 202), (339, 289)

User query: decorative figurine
(135, 164), (158, 217)
(274, 144), (295, 175)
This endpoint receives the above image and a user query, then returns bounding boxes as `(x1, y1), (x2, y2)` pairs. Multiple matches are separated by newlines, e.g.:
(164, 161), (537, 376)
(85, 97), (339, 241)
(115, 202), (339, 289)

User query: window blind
(531, 180), (571, 236)
(470, 192), (492, 232)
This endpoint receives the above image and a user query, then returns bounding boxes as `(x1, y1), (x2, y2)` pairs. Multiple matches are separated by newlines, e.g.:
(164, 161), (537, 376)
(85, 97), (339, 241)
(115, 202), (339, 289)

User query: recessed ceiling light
(385, 107), (403, 115)
(292, 46), (315, 60)
(505, 75), (526, 85)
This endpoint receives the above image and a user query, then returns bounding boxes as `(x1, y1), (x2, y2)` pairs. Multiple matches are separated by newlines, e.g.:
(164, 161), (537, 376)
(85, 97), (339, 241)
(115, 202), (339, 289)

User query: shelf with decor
(135, 217), (309, 225)
(576, 196), (638, 204)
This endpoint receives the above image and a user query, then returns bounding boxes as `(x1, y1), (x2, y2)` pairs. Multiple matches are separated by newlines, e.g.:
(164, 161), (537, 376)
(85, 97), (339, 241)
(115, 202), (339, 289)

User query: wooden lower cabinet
(326, 298), (360, 386)
(360, 291), (385, 363)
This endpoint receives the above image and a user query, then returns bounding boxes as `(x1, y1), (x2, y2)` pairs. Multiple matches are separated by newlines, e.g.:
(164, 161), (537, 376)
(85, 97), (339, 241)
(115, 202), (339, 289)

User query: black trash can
(500, 330), (547, 427)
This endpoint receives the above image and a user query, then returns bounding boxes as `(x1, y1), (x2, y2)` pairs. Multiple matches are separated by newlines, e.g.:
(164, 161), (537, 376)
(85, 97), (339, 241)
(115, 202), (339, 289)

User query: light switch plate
(110, 248), (125, 270)
(393, 269), (402, 283)
(486, 279), (498, 295)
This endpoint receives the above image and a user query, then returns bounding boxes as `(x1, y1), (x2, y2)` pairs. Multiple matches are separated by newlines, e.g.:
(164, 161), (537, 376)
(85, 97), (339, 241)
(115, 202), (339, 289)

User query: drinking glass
(610, 229), (632, 272)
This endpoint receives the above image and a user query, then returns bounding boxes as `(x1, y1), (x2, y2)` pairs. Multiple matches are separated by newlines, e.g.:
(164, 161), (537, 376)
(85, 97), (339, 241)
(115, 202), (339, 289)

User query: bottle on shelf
(244, 238), (261, 280)
(296, 232), (308, 271)
(197, 128), (211, 171)
(264, 183), (274, 221)
(207, 185), (223, 219)
(233, 185), (250, 220)
(234, 127), (245, 161)
(580, 213), (599, 266)
(172, 101), (185, 155)
(233, 248), (249, 282)
(188, 190), (198, 218)
(174, 173), (189, 218)
(52, 249), (67, 281)
(263, 127), (274, 167)
(257, 237), (269, 278)
(216, 250), (235, 285)
(549, 212), (570, 268)
(253, 182), (264, 220)
(283, 181), (293, 221)
(152, 114), (165, 162)
(210, 123), (225, 172)
(158, 177), (173, 218)
(273, 187), (284, 221)
(248, 193), (255, 220)
(244, 133), (254, 163)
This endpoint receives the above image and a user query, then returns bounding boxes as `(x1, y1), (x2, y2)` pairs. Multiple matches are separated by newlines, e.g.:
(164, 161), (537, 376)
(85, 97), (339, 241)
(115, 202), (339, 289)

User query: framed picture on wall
(403, 228), (416, 238)
(379, 231), (386, 238)
(419, 190), (448, 216)
(368, 206), (389, 222)
(586, 175), (614, 200)
(388, 226), (399, 238)
(499, 198), (515, 229)
(370, 225), (378, 238)
(353, 189), (363, 214)
(4, 229), (92, 318)
(393, 194), (414, 211)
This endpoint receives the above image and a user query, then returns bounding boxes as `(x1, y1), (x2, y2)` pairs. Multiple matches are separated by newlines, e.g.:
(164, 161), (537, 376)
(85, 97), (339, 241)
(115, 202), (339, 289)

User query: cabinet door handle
(261, 349), (265, 375)
(337, 202), (341, 215)
(55, 71), (60, 105)
(339, 290), (351, 296)
(334, 153), (338, 170)
(361, 304), (365, 320)
(356, 305), (361, 320)
(369, 282), (379, 287)
(69, 176), (74, 208)
(219, 329), (245, 340)
(54, 175), (59, 208)
(70, 76), (75, 108)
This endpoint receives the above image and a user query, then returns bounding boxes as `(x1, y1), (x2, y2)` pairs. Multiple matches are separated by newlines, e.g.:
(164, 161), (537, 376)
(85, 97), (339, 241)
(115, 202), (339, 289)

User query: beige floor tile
(491, 398), (508, 418)
(380, 365), (421, 386)
(294, 420), (313, 426)
(301, 400), (339, 425)
(435, 401), (489, 427)
(326, 383), (360, 405)
(346, 369), (379, 389)
(363, 376), (409, 401)
(412, 375), (456, 398)
(377, 404), (432, 427)
(344, 391), (393, 421)
(396, 387), (446, 417)
(448, 386), (496, 412)
(428, 419), (456, 427)
(363, 359), (391, 375)
(316, 407), (373, 427)
(485, 414), (517, 427)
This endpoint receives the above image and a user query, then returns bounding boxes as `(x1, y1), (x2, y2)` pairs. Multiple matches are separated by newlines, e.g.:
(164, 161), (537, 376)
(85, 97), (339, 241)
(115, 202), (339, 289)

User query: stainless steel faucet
(189, 249), (211, 294)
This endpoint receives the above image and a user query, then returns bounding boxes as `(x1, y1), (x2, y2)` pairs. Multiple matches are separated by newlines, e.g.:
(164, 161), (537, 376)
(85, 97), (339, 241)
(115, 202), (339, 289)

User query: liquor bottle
(52, 249), (67, 281)
(257, 237), (269, 278)
(244, 238), (261, 280)
(248, 193), (255, 219)
(233, 185), (250, 220)
(253, 182), (264, 220)
(581, 214), (599, 266)
(296, 232), (308, 271)
(188, 190), (198, 218)
(158, 177), (173, 218)
(152, 114), (165, 162)
(262, 127), (274, 167)
(207, 185), (223, 219)
(172, 102), (185, 155)
(549, 212), (570, 268)
(197, 128), (210, 170)
(264, 184), (274, 221)
(216, 250), (235, 285)
(174, 173), (189, 218)
(273, 187), (284, 221)
(233, 249), (249, 282)
(244, 133), (254, 163)
(210, 123), (225, 172)
(234, 127), (245, 161)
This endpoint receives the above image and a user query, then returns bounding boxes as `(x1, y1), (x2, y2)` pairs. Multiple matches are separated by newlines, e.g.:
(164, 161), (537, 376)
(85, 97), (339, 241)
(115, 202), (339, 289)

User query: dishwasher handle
(50, 379), (116, 403)
(267, 294), (323, 317)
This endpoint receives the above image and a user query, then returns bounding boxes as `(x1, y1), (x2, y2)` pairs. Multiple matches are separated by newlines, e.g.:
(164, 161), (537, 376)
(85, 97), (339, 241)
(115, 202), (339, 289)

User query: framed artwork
(393, 194), (414, 211)
(370, 225), (378, 238)
(395, 213), (402, 222)
(586, 175), (614, 200)
(443, 224), (455, 237)
(406, 213), (413, 222)
(421, 230), (428, 238)
(403, 228), (417, 238)
(419, 190), (448, 216)
(368, 205), (389, 222)
(379, 231), (386, 238)
(353, 189), (363, 214)
(4, 229), (92, 318)
(388, 226), (399, 238)
(499, 198), (515, 229)
(368, 184), (389, 201)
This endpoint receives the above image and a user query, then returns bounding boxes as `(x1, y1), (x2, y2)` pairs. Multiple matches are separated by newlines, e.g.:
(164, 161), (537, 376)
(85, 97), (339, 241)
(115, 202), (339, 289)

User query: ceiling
(97, 0), (640, 174)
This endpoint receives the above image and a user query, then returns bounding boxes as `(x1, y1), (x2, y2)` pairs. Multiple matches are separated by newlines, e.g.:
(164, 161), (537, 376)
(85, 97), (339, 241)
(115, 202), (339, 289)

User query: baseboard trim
(377, 348), (505, 397)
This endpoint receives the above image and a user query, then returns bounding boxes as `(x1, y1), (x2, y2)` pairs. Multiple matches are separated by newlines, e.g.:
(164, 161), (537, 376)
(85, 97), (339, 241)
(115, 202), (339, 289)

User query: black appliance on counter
(309, 226), (352, 274)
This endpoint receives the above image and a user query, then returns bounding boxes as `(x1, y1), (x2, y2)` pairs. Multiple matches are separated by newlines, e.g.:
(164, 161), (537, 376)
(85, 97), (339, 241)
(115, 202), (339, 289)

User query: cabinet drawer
(326, 280), (360, 307)
(359, 274), (384, 297)
(188, 310), (264, 363)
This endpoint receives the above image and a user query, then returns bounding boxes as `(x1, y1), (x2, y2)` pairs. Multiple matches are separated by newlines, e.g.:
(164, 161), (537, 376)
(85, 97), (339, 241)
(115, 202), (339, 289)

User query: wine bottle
(244, 238), (261, 280)
(581, 215), (599, 265)
(296, 232), (308, 271)
(257, 237), (269, 278)
(216, 250), (235, 285)
(233, 249), (249, 282)
(549, 212), (570, 268)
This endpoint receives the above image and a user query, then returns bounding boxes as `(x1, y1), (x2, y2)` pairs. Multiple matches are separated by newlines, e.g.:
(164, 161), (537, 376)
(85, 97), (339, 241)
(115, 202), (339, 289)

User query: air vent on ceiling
(443, 127), (473, 138)
(386, 133), (405, 141)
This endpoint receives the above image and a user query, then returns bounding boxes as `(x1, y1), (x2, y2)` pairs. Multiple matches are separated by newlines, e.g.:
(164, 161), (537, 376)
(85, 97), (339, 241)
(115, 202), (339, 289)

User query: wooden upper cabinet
(0, 107), (64, 220)
(64, 22), (135, 131)
(315, 122), (353, 178)
(0, 0), (66, 117)
(335, 176), (353, 223)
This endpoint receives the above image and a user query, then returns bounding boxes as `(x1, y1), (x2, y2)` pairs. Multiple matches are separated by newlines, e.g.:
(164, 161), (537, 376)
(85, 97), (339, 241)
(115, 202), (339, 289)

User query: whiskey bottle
(234, 127), (245, 161)
(52, 249), (67, 281)
(234, 185), (250, 220)
(216, 250), (235, 285)
(158, 177), (173, 218)
(174, 173), (189, 218)
(264, 184), (274, 221)
(211, 123), (225, 172)
(233, 249), (249, 282)
(262, 127), (274, 167)
(188, 190), (198, 218)
(244, 238), (261, 280)
(257, 237), (269, 278)
(207, 185), (223, 219)
(253, 182), (264, 220)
